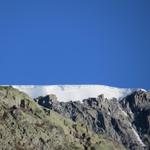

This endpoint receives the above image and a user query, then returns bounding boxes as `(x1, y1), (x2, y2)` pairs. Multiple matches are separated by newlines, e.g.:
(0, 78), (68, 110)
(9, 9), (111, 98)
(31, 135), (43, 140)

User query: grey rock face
(35, 95), (58, 108)
(120, 90), (150, 148)
(36, 90), (150, 150)
(0, 86), (126, 150)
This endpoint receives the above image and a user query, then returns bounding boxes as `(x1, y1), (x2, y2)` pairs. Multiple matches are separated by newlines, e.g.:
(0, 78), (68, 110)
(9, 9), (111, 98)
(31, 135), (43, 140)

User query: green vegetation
(0, 86), (126, 150)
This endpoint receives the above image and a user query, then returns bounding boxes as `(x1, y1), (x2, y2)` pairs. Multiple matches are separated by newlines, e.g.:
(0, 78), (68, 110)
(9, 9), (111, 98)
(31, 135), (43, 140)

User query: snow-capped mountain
(0, 85), (149, 149)
(13, 85), (135, 101)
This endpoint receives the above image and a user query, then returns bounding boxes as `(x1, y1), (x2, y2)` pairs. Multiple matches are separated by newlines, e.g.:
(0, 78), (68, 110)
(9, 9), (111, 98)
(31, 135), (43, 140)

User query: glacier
(12, 85), (135, 102)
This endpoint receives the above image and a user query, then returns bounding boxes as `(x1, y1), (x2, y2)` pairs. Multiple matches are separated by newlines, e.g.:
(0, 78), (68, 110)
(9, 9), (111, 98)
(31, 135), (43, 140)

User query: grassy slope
(0, 86), (125, 150)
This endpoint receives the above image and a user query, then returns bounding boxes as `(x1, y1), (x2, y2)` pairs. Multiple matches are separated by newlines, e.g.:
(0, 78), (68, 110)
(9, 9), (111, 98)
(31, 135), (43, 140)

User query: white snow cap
(12, 85), (137, 102)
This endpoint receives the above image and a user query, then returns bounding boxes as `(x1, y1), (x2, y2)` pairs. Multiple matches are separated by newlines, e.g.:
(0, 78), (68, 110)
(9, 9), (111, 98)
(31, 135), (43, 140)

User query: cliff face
(121, 90), (150, 147)
(36, 90), (150, 150)
(0, 86), (125, 150)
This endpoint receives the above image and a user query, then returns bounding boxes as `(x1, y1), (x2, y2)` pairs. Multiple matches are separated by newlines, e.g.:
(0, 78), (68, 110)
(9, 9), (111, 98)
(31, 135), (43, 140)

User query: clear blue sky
(0, 0), (150, 88)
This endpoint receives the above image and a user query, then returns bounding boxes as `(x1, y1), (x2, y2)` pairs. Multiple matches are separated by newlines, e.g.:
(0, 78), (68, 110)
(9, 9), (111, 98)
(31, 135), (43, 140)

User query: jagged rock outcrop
(120, 90), (150, 148)
(0, 86), (125, 150)
(36, 91), (150, 150)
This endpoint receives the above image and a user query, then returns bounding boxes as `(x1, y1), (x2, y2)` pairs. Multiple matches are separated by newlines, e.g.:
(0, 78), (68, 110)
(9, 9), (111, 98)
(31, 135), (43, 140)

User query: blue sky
(0, 0), (150, 88)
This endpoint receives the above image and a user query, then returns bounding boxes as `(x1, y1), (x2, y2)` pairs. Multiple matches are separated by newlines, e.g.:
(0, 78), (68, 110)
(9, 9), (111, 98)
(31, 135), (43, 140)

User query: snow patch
(12, 85), (134, 102)
(131, 127), (145, 147)
(138, 88), (147, 92)
(118, 106), (128, 117)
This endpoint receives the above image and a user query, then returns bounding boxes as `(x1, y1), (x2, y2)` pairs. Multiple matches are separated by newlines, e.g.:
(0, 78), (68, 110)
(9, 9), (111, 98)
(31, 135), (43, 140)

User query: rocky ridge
(35, 89), (150, 150)
(0, 86), (125, 150)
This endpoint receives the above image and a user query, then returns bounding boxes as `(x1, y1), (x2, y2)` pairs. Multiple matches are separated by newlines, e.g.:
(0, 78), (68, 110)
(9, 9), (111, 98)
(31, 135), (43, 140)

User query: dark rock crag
(36, 90), (150, 150)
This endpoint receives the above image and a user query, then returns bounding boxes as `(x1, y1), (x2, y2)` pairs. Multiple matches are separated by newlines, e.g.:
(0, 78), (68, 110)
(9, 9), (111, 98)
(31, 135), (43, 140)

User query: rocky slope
(35, 89), (150, 150)
(0, 86), (125, 150)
